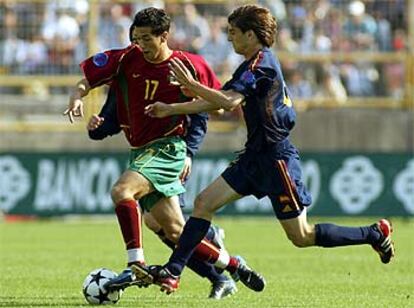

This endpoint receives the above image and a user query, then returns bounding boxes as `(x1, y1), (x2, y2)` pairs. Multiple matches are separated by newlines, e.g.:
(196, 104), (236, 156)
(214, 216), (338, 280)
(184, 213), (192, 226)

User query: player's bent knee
(110, 183), (132, 204)
(110, 185), (121, 204)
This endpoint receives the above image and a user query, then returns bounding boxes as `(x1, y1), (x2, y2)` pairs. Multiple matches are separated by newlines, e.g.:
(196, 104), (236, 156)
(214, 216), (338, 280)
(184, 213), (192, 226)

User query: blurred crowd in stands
(0, 0), (408, 101)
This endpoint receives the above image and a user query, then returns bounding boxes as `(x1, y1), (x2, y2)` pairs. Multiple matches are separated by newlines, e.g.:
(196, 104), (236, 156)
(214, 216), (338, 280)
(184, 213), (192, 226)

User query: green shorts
(128, 136), (186, 211)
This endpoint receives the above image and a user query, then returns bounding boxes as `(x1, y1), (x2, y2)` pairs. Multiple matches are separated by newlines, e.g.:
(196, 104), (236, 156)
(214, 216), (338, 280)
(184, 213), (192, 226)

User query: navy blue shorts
(222, 141), (312, 220)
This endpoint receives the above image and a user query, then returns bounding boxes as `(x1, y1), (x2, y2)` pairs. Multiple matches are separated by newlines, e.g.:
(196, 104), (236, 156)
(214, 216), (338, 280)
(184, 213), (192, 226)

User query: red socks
(115, 199), (142, 250)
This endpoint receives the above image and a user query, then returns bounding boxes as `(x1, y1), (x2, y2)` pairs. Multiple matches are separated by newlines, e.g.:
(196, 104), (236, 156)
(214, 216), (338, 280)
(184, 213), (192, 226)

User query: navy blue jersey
(222, 48), (296, 151)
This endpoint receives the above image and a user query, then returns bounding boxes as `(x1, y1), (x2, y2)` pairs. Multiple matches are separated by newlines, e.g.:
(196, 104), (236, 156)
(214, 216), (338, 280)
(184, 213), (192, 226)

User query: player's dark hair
(130, 7), (170, 37)
(228, 5), (277, 47)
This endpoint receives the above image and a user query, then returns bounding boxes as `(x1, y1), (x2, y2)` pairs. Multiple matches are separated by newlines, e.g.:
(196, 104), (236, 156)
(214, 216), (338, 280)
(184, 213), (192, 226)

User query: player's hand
(169, 58), (195, 88)
(64, 95), (84, 123)
(180, 156), (192, 182)
(87, 114), (104, 131)
(144, 102), (172, 118)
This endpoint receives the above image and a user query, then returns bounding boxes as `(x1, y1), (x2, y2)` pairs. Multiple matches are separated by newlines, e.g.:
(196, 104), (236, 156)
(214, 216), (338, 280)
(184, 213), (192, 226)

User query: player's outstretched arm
(145, 99), (219, 118)
(63, 78), (91, 123)
(169, 58), (244, 111)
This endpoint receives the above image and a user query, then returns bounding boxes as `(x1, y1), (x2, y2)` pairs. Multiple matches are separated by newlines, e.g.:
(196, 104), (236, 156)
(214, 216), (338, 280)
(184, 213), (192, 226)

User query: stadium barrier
(1, 152), (413, 217)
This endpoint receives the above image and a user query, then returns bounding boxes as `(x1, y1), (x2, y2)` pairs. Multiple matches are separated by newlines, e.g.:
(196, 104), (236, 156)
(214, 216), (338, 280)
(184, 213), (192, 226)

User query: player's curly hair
(130, 7), (170, 38)
(228, 5), (277, 47)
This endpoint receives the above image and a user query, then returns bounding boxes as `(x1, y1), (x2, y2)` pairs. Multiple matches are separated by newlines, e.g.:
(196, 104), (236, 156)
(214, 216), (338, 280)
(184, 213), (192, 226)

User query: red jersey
(80, 45), (221, 147)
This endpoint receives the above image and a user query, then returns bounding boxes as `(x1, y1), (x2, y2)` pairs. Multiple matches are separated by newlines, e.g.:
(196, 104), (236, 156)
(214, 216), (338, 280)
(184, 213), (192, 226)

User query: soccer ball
(82, 268), (123, 305)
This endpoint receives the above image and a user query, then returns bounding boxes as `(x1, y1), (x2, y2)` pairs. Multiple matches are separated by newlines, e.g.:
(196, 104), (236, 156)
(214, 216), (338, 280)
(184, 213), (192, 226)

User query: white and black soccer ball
(82, 268), (123, 305)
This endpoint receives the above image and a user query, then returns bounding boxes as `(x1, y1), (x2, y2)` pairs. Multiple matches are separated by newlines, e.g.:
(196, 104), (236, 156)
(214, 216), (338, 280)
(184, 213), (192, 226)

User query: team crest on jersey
(240, 70), (256, 87)
(92, 52), (109, 67)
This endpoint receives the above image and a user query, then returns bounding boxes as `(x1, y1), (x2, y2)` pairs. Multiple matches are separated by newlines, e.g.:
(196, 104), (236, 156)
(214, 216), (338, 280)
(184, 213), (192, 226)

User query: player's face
(131, 27), (167, 62)
(227, 24), (249, 55)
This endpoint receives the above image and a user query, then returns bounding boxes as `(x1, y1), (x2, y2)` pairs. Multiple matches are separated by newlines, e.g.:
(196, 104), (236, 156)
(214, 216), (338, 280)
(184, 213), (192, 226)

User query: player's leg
(160, 177), (240, 275)
(111, 170), (155, 266)
(273, 159), (394, 263)
(108, 137), (188, 291)
(279, 212), (394, 263)
(143, 209), (226, 252)
(112, 136), (186, 267)
(135, 176), (265, 293)
(145, 192), (234, 266)
(178, 193), (229, 249)
(148, 196), (236, 280)
(142, 211), (162, 235)
(277, 210), (315, 247)
(104, 170), (155, 291)
(143, 206), (237, 299)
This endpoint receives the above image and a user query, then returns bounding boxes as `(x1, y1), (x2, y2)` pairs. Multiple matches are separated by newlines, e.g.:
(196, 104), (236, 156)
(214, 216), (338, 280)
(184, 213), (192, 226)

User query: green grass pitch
(1, 217), (413, 307)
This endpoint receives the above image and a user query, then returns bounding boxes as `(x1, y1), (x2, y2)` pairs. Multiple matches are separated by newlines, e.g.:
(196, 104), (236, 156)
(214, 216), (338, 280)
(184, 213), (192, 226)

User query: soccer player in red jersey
(64, 7), (263, 298)
(86, 85), (236, 299)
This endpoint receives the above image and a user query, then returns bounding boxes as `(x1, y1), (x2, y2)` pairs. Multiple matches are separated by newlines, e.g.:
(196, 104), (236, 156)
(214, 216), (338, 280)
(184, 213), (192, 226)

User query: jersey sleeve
(223, 66), (277, 98)
(88, 85), (122, 140)
(184, 112), (208, 157)
(80, 47), (130, 88)
(196, 57), (222, 90)
(183, 54), (222, 90)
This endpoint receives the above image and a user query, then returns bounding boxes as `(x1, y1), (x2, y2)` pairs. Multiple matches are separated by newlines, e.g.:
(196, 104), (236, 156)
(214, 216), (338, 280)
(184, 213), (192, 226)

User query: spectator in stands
(313, 24), (332, 52)
(285, 2), (308, 44)
(286, 68), (313, 99)
(42, 6), (81, 74)
(340, 1), (381, 96)
(1, 4), (47, 75)
(98, 4), (131, 50)
(385, 28), (406, 98)
(173, 3), (210, 53)
(319, 7), (344, 51)
(340, 62), (377, 96)
(1, 8), (26, 71)
(372, 10), (392, 51)
(133, 0), (165, 12)
(18, 35), (48, 75)
(277, 27), (298, 52)
(343, 0), (378, 51)
(392, 28), (407, 51)
(315, 65), (348, 104)
(366, 0), (406, 31)
(258, 0), (286, 22)
(199, 18), (241, 78)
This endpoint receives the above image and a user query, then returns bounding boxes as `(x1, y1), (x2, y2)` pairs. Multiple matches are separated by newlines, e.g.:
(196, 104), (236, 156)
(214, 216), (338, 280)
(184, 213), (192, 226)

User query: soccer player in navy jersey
(143, 4), (394, 294)
(64, 7), (264, 298)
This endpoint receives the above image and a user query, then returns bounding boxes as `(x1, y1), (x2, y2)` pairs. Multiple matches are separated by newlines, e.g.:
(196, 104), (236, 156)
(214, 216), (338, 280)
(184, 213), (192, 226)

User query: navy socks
(156, 229), (226, 282)
(315, 223), (381, 247)
(166, 217), (211, 276)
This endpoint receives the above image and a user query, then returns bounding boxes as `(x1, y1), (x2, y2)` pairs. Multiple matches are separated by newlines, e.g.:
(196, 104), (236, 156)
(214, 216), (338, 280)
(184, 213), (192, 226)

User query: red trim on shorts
(276, 160), (301, 211)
